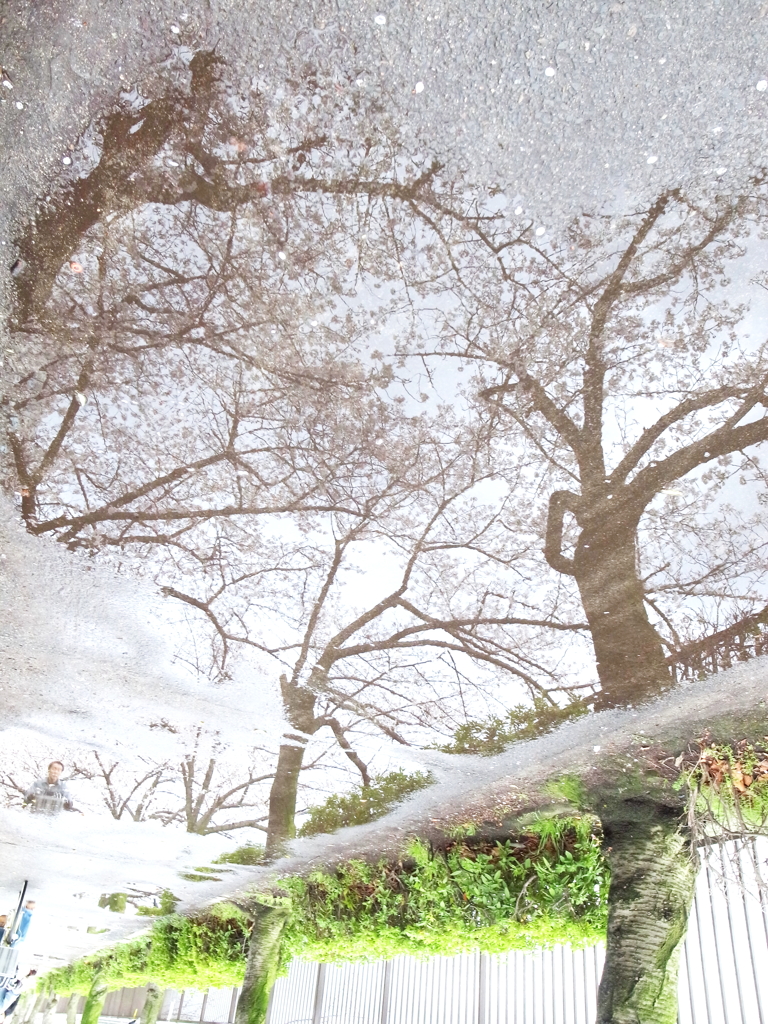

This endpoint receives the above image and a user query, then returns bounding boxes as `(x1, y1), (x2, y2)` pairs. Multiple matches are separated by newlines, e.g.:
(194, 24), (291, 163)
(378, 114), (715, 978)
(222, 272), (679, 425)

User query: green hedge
(437, 696), (590, 756)
(45, 816), (608, 993)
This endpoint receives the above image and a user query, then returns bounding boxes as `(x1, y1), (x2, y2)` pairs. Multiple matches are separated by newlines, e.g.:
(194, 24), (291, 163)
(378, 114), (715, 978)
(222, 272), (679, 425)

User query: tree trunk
(264, 742), (306, 860)
(264, 675), (320, 860)
(11, 53), (223, 328)
(79, 976), (108, 1024)
(40, 991), (58, 1024)
(596, 800), (697, 1024)
(66, 992), (79, 1024)
(19, 988), (47, 1024)
(574, 526), (670, 708)
(20, 487), (37, 527)
(140, 984), (163, 1024)
(234, 904), (289, 1024)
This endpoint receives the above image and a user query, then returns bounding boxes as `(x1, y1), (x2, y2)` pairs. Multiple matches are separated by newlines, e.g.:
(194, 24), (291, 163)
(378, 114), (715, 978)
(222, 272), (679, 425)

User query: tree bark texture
(574, 525), (669, 708)
(66, 993), (79, 1024)
(11, 52), (223, 327)
(596, 801), (697, 1024)
(40, 993), (57, 1024)
(264, 742), (306, 860)
(140, 983), (163, 1024)
(79, 976), (109, 1024)
(264, 676), (319, 859)
(234, 905), (289, 1024)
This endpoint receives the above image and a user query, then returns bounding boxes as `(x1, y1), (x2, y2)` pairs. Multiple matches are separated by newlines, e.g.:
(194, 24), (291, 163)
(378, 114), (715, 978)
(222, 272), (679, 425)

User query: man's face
(47, 763), (63, 784)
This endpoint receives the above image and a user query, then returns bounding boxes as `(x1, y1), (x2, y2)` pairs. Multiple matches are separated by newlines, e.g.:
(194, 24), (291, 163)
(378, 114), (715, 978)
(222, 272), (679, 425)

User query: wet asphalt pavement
(2, 0), (768, 265)
(3, 0), (768, 969)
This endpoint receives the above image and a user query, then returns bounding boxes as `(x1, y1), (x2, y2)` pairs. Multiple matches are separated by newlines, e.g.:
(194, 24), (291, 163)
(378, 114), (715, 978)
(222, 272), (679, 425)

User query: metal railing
(667, 605), (768, 683)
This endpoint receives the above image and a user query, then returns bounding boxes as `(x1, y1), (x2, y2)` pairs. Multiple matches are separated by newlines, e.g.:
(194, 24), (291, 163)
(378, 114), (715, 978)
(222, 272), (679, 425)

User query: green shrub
(98, 893), (127, 913)
(281, 815), (608, 961)
(45, 905), (251, 995)
(298, 770), (434, 837)
(175, 844), (264, 884)
(213, 844), (265, 866)
(437, 696), (590, 756)
(44, 818), (608, 994)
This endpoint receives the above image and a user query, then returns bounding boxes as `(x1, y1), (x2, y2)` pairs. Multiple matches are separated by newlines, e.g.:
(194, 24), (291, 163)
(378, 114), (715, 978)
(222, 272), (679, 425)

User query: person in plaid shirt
(23, 762), (78, 815)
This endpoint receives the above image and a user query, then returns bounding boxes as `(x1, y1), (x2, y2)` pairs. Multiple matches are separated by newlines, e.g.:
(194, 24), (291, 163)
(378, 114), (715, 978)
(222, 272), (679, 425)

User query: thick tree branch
(543, 490), (581, 576)
(200, 818), (269, 835)
(581, 192), (676, 483)
(32, 495), (366, 538)
(627, 413), (768, 508)
(480, 379), (583, 458)
(609, 385), (754, 485)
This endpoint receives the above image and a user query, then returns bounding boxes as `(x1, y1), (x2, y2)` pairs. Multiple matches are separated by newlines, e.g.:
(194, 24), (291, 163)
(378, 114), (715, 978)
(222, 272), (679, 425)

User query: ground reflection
(3, 46), (768, 1024)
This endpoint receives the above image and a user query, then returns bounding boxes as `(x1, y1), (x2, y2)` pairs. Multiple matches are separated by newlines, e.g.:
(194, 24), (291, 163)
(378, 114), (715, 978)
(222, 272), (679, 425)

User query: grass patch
(213, 844), (265, 866)
(137, 891), (179, 917)
(178, 844), (265, 883)
(44, 818), (608, 993)
(281, 815), (608, 961)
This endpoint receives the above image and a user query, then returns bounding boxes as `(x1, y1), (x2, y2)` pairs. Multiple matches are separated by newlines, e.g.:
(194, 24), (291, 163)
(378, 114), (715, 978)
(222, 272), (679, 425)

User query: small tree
(174, 729), (274, 835)
(69, 753), (172, 822)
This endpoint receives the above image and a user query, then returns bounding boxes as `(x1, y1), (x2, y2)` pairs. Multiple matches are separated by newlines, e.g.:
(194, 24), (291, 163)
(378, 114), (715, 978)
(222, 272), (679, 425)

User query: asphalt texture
(2, 0), (768, 256)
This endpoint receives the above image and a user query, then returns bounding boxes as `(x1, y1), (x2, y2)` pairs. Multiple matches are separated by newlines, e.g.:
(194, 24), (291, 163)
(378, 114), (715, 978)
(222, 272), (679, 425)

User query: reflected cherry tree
(5, 53), (768, 1024)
